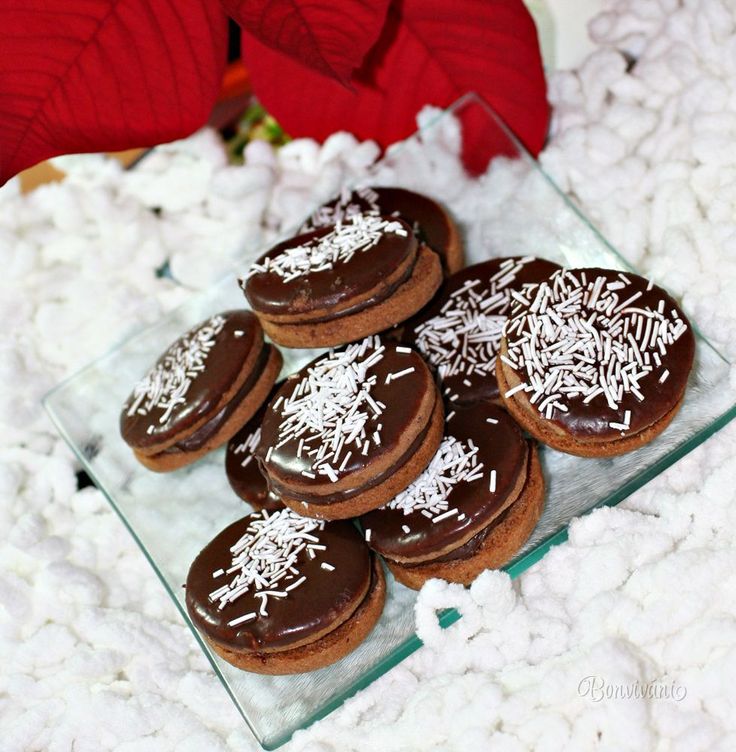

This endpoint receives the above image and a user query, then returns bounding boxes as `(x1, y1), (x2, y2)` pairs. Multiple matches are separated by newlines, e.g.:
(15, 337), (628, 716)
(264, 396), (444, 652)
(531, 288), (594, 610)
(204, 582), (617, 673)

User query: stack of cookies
(120, 186), (695, 674)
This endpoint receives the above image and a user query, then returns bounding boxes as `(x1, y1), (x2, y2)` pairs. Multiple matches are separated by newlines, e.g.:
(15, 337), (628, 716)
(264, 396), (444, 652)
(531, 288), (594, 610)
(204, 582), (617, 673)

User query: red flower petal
(222, 0), (392, 83)
(242, 0), (549, 168)
(0, 1), (229, 184)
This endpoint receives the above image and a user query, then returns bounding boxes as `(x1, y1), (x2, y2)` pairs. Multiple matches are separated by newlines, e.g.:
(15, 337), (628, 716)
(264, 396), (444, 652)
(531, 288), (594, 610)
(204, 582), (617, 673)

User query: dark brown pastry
(497, 268), (695, 456)
(257, 336), (444, 519)
(225, 384), (283, 511)
(120, 311), (282, 472)
(403, 256), (561, 405)
(185, 509), (385, 674)
(361, 403), (544, 590)
(301, 186), (464, 274)
(240, 213), (442, 348)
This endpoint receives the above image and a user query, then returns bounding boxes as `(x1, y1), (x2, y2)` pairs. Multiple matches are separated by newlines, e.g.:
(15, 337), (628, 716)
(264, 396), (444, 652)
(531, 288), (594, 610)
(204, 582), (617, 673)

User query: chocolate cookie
(497, 268), (695, 456)
(185, 509), (385, 674)
(404, 257), (561, 405)
(257, 336), (444, 519)
(361, 403), (544, 590)
(241, 213), (443, 348)
(120, 311), (282, 472)
(225, 385), (282, 511)
(301, 186), (464, 274)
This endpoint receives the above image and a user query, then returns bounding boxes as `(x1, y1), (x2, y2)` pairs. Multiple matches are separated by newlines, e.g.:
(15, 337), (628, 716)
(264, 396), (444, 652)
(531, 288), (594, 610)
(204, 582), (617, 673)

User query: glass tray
(43, 94), (736, 749)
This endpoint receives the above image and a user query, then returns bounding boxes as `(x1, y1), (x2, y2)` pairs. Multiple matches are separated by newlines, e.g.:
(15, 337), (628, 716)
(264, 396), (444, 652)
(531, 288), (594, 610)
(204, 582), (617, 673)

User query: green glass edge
(40, 92), (736, 749)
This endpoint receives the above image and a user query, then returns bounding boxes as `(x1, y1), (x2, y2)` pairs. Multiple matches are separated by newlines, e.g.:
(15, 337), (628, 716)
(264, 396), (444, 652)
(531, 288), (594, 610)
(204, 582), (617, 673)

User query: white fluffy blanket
(3, 1), (736, 750)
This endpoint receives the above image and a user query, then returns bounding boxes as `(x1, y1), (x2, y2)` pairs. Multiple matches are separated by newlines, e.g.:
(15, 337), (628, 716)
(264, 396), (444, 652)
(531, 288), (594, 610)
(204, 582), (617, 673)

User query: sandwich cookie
(257, 336), (444, 519)
(241, 212), (442, 348)
(186, 509), (385, 674)
(361, 403), (544, 590)
(120, 311), (282, 472)
(301, 186), (464, 274)
(225, 385), (282, 511)
(405, 257), (561, 405)
(497, 268), (695, 456)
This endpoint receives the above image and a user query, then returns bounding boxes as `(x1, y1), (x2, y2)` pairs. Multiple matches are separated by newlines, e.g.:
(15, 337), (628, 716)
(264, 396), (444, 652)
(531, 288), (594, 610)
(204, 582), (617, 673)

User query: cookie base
(281, 395), (445, 520)
(134, 346), (283, 472)
(386, 444), (545, 590)
(260, 245), (443, 349)
(206, 555), (386, 674)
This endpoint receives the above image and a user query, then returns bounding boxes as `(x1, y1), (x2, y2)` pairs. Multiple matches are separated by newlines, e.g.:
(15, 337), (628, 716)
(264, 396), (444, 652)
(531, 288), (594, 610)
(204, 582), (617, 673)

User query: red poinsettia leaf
(221, 0), (392, 83)
(0, 1), (229, 184)
(241, 0), (548, 170)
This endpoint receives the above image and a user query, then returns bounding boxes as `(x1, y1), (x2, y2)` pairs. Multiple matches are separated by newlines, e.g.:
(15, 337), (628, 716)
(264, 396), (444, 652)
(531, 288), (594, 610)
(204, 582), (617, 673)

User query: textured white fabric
(3, 1), (736, 750)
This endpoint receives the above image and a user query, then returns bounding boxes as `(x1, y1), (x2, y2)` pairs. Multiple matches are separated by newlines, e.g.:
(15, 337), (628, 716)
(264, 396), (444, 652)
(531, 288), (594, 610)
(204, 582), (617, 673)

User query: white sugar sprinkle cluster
(388, 436), (486, 523)
(502, 270), (689, 429)
(302, 186), (381, 230)
(209, 509), (326, 624)
(245, 212), (407, 283)
(414, 257), (540, 401)
(233, 426), (261, 469)
(272, 336), (392, 482)
(126, 315), (226, 426)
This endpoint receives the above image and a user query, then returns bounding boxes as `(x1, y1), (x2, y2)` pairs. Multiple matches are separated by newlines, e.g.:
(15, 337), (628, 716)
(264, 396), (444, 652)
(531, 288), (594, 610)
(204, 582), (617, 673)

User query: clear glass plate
(43, 94), (736, 749)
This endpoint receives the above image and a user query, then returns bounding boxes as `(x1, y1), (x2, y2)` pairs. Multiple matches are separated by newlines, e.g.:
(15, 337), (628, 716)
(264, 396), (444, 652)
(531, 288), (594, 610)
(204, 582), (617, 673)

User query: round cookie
(241, 213), (442, 348)
(120, 311), (282, 472)
(225, 384), (283, 511)
(257, 336), (444, 520)
(361, 403), (544, 590)
(497, 268), (695, 457)
(185, 509), (385, 674)
(404, 256), (561, 405)
(301, 186), (465, 274)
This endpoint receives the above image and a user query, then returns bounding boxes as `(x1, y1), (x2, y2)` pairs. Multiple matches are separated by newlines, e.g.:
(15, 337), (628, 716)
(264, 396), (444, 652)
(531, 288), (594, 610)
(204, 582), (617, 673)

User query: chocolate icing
(257, 340), (434, 502)
(302, 186), (453, 268)
(226, 383), (283, 510)
(503, 268), (695, 440)
(185, 514), (371, 651)
(404, 257), (561, 404)
(243, 218), (417, 317)
(120, 311), (262, 450)
(158, 345), (272, 455)
(361, 403), (528, 561)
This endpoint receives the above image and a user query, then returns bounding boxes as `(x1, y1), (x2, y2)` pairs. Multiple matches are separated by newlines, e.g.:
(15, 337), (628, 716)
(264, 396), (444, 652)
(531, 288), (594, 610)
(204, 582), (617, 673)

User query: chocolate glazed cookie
(257, 336), (444, 520)
(301, 186), (465, 274)
(361, 403), (544, 590)
(497, 268), (695, 457)
(241, 213), (442, 348)
(403, 256), (561, 405)
(225, 384), (283, 511)
(186, 509), (385, 674)
(120, 311), (282, 472)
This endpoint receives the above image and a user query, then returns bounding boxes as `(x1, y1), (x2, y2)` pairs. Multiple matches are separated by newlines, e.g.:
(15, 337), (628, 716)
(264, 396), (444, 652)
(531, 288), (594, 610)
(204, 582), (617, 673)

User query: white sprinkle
(396, 346), (412, 354)
(320, 562), (335, 571)
(234, 330), (244, 338)
(504, 383), (526, 398)
(432, 508), (459, 523)
(489, 470), (497, 493)
(265, 446), (273, 463)
(446, 410), (456, 421)
(285, 576), (306, 591)
(659, 369), (670, 383)
(212, 569), (224, 578)
(486, 418), (499, 424)
(228, 612), (256, 627)
(402, 525), (411, 534)
(364, 529), (372, 542)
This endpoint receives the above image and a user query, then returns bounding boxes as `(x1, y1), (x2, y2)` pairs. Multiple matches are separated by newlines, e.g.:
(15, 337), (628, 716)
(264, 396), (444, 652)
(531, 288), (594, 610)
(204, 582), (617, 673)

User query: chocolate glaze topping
(361, 403), (528, 561)
(502, 268), (695, 440)
(226, 383), (283, 510)
(257, 337), (434, 501)
(404, 257), (561, 404)
(242, 215), (417, 317)
(301, 186), (453, 268)
(185, 511), (371, 652)
(120, 311), (262, 450)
